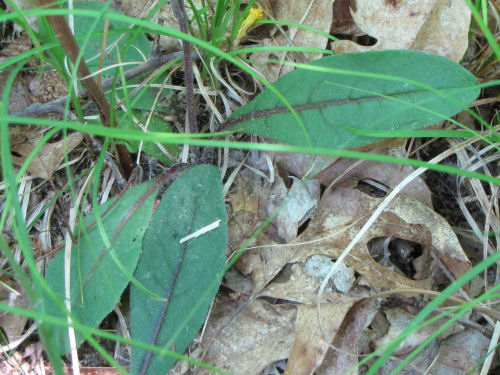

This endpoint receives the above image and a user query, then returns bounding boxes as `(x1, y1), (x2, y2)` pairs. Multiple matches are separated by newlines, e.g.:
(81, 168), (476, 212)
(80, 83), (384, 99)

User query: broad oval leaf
(230, 50), (479, 149)
(131, 164), (227, 375)
(45, 180), (159, 353)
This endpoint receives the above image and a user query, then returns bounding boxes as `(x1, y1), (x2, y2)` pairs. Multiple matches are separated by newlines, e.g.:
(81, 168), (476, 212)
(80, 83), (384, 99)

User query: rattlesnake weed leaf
(230, 50), (479, 149)
(131, 165), (227, 375)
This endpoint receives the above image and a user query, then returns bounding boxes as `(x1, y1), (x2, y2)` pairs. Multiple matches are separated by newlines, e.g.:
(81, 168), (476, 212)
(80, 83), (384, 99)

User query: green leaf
(230, 50), (480, 149)
(44, 181), (159, 353)
(71, 1), (152, 76)
(131, 165), (227, 375)
(118, 111), (179, 164)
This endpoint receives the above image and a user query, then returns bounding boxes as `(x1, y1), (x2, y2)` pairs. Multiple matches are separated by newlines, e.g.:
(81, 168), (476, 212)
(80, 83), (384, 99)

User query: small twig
(11, 52), (185, 119)
(179, 219), (221, 243)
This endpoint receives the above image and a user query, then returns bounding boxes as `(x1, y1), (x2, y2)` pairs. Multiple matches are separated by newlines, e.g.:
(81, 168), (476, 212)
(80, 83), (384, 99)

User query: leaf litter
(1, 0), (498, 374)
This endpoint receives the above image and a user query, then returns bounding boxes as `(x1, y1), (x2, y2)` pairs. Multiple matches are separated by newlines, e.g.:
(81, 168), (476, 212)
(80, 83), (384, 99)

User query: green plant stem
(172, 0), (198, 137)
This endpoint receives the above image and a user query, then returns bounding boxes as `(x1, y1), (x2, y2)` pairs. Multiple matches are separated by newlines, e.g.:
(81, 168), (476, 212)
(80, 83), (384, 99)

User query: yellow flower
(237, 7), (264, 39)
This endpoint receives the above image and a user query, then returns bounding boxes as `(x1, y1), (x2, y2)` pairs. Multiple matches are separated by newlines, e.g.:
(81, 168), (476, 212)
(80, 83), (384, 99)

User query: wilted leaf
(260, 186), (473, 302)
(332, 0), (471, 62)
(131, 165), (227, 375)
(231, 50), (479, 149)
(44, 180), (159, 353)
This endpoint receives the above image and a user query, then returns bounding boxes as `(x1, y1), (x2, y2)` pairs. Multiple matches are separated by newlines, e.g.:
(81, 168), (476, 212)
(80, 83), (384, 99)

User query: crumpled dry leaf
(317, 299), (378, 375)
(0, 279), (29, 344)
(229, 167), (320, 293)
(285, 301), (357, 375)
(372, 307), (454, 356)
(259, 186), (471, 303)
(264, 175), (320, 243)
(236, 165), (320, 244)
(237, 232), (298, 293)
(430, 329), (490, 375)
(198, 298), (296, 375)
(11, 132), (84, 179)
(376, 339), (440, 375)
(250, 0), (334, 82)
(331, 0), (471, 62)
(274, 139), (432, 207)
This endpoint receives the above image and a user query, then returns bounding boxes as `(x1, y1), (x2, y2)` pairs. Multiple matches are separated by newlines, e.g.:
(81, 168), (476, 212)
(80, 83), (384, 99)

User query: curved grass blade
(228, 50), (480, 149)
(131, 164), (227, 375)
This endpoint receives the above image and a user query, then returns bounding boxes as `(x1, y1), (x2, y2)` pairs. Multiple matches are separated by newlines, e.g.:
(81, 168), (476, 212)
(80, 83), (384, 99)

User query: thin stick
(11, 52), (185, 119)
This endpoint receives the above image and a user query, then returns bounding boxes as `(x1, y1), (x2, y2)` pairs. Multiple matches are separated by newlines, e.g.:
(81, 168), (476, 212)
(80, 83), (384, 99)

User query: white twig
(179, 219), (221, 244)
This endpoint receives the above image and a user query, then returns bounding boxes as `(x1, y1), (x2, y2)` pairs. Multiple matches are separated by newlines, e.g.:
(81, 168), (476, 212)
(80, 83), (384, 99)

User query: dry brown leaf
(373, 307), (448, 356)
(259, 262), (347, 304)
(233, 172), (468, 303)
(237, 233), (298, 292)
(295, 188), (469, 289)
(275, 139), (432, 207)
(230, 167), (322, 292)
(265, 175), (320, 243)
(267, 188), (434, 297)
(317, 299), (378, 375)
(250, 0), (334, 82)
(11, 132), (84, 179)
(198, 298), (296, 375)
(284, 301), (357, 375)
(262, 186), (470, 301)
(331, 0), (471, 62)
(0, 280), (29, 344)
(429, 329), (489, 375)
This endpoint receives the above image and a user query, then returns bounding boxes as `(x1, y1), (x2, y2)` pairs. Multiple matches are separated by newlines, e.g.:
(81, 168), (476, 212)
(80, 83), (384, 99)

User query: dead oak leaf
(332, 0), (471, 62)
(197, 298), (296, 375)
(260, 187), (469, 302)
(250, 0), (334, 82)
(285, 301), (357, 375)
(11, 131), (84, 179)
